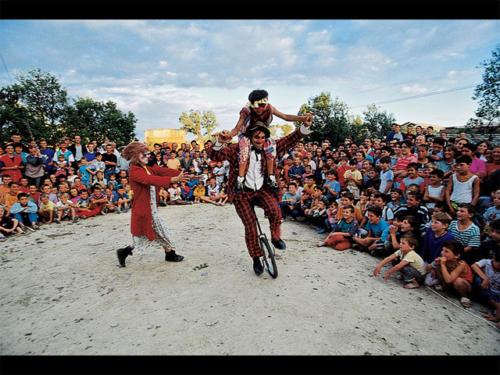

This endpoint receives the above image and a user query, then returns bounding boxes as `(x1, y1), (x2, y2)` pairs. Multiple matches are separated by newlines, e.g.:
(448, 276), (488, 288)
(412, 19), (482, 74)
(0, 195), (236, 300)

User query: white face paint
(139, 152), (150, 165)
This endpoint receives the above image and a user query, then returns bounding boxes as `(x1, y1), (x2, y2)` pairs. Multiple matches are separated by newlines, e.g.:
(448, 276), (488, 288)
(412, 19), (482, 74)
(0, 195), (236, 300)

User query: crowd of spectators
(1, 124), (500, 328)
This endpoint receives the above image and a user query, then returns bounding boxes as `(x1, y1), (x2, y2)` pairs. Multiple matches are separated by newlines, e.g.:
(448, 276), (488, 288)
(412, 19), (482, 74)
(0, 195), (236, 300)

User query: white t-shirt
(395, 249), (426, 275)
(475, 259), (500, 295)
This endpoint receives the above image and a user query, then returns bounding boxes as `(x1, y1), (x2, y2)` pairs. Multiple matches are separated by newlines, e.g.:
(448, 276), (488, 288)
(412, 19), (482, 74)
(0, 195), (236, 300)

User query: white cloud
(401, 84), (429, 94)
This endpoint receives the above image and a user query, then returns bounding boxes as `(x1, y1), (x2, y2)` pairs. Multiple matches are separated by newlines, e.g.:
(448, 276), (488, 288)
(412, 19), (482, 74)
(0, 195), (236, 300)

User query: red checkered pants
(233, 187), (282, 259)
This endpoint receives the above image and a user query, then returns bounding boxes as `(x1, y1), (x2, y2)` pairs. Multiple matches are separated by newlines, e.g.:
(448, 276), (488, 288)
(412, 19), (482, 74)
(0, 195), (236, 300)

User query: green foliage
(179, 109), (218, 144)
(298, 92), (351, 145)
(63, 97), (137, 147)
(362, 104), (396, 139)
(469, 45), (500, 133)
(0, 68), (137, 146)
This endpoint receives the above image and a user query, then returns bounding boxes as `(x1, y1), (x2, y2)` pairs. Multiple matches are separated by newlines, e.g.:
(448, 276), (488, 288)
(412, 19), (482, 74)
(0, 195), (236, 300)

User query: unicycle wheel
(260, 236), (278, 278)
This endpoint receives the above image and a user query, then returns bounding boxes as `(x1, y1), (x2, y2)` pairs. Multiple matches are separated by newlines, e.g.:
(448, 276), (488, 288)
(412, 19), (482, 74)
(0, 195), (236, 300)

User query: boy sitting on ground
(9, 192), (39, 230)
(373, 234), (426, 289)
(38, 193), (57, 224)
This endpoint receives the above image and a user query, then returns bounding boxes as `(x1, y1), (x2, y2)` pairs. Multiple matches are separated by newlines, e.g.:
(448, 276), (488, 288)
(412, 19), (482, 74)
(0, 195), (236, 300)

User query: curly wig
(122, 141), (150, 165)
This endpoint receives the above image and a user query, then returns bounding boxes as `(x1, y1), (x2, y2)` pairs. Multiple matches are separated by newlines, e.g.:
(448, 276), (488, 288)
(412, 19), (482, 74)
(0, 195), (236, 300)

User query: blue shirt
(483, 206), (500, 224)
(324, 180), (341, 196)
(365, 218), (390, 241)
(419, 228), (455, 264)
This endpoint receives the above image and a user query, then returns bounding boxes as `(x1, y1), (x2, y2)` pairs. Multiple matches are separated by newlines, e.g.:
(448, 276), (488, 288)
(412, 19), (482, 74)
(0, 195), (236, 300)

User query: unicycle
(253, 207), (278, 279)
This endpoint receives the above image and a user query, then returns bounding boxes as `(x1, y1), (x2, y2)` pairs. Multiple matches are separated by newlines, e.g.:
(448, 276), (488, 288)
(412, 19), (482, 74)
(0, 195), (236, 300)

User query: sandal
(404, 282), (420, 289)
(0, 236), (6, 242)
(460, 297), (472, 308)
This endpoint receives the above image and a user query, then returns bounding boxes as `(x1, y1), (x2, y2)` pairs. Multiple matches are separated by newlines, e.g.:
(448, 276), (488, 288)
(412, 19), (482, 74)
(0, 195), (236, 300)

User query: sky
(1, 20), (499, 142)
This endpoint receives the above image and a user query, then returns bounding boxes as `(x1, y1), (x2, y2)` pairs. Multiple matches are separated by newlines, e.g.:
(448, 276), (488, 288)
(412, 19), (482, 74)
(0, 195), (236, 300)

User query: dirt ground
(1, 203), (499, 355)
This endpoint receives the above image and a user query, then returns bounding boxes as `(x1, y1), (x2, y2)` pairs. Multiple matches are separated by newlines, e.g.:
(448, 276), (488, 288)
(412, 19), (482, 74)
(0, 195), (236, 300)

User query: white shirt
(244, 149), (264, 191)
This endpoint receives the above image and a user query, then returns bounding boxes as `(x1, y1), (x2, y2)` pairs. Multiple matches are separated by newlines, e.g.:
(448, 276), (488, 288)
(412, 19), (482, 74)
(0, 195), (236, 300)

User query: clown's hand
(171, 172), (190, 184)
(304, 115), (313, 127)
(218, 130), (233, 143)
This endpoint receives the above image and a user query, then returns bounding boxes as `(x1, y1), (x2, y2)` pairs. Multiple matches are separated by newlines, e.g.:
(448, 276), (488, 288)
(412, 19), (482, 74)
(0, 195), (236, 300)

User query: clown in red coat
(207, 116), (314, 275)
(116, 142), (189, 267)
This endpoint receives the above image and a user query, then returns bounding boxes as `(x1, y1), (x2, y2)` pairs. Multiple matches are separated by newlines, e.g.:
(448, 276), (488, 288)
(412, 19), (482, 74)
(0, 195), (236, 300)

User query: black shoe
(272, 238), (286, 250)
(253, 257), (264, 275)
(117, 246), (133, 267)
(165, 250), (184, 262)
(235, 179), (244, 193)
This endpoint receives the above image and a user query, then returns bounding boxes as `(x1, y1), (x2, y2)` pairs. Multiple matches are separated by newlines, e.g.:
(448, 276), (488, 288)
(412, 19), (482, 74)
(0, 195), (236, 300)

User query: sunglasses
(258, 103), (267, 108)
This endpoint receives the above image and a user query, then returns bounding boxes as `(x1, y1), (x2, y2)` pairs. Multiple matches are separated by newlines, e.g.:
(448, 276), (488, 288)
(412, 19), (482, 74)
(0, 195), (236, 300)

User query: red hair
(122, 142), (149, 165)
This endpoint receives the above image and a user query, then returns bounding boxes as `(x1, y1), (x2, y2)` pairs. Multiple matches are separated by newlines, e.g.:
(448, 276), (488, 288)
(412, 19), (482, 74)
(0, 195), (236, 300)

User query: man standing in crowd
(102, 144), (118, 181)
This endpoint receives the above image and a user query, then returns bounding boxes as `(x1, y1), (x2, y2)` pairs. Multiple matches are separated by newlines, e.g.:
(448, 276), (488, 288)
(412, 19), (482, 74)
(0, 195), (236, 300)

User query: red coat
(129, 163), (181, 241)
(0, 154), (24, 182)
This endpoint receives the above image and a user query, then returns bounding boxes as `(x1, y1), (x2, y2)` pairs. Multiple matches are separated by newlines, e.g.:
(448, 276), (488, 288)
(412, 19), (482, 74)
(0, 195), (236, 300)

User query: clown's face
(251, 131), (266, 150)
(139, 151), (150, 165)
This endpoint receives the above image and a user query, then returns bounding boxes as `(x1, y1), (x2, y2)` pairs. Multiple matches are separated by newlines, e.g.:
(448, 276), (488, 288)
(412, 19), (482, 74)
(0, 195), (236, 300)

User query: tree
(468, 45), (500, 134)
(0, 69), (137, 146)
(179, 110), (218, 145)
(269, 123), (294, 138)
(1, 68), (69, 144)
(62, 97), (137, 146)
(362, 104), (396, 139)
(349, 115), (369, 144)
(297, 92), (351, 146)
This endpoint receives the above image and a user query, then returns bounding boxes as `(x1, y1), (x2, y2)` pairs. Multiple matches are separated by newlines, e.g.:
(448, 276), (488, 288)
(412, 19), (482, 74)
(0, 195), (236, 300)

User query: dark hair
(407, 162), (420, 171)
(462, 142), (477, 152)
(349, 158), (357, 165)
(8, 181), (19, 187)
(433, 138), (445, 146)
(458, 203), (475, 216)
(455, 154), (472, 165)
(442, 240), (465, 258)
(342, 192), (355, 201)
(248, 89), (268, 103)
(17, 192), (28, 199)
(367, 206), (382, 217)
(344, 204), (355, 214)
(379, 156), (391, 164)
(402, 139), (413, 148)
(289, 182), (297, 188)
(429, 169), (444, 178)
(407, 191), (422, 202)
(490, 219), (500, 233)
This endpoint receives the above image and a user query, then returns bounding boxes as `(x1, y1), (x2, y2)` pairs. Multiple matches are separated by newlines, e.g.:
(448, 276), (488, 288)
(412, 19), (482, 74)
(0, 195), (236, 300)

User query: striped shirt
(448, 220), (481, 249)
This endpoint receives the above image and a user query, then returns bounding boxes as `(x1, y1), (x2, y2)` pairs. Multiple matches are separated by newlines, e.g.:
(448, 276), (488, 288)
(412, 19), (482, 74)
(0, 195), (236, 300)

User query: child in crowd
(78, 157), (92, 188)
(72, 177), (87, 192)
(420, 211), (455, 265)
(18, 177), (30, 194)
(54, 154), (69, 177)
(471, 247), (500, 329)
(38, 193), (57, 224)
(158, 187), (168, 206)
(89, 152), (106, 181)
(89, 186), (108, 215)
(280, 182), (301, 220)
(393, 191), (431, 234)
(1, 181), (20, 213)
(66, 167), (78, 185)
(92, 171), (107, 190)
(425, 240), (474, 308)
(0, 204), (27, 240)
(55, 192), (78, 223)
(193, 182), (206, 204)
(9, 192), (39, 230)
(104, 188), (117, 213)
(423, 168), (445, 213)
(402, 163), (424, 196)
(323, 170), (341, 202)
(168, 182), (190, 205)
(352, 206), (390, 253)
(384, 214), (421, 257)
(124, 183), (133, 201)
(112, 185), (131, 213)
(28, 185), (41, 206)
(39, 184), (58, 205)
(305, 198), (328, 233)
(76, 189), (100, 219)
(448, 204), (481, 265)
(180, 180), (193, 202)
(107, 173), (118, 190)
(317, 205), (359, 250)
(483, 189), (500, 227)
(356, 189), (370, 217)
(446, 154), (480, 215)
(378, 156), (393, 196)
(336, 191), (363, 223)
(373, 235), (427, 289)
(387, 188), (403, 211)
(325, 200), (339, 232)
(344, 158), (362, 200)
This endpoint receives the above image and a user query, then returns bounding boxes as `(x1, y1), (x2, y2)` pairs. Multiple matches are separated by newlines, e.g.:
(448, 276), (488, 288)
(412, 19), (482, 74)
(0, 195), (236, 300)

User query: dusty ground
(0, 203), (499, 355)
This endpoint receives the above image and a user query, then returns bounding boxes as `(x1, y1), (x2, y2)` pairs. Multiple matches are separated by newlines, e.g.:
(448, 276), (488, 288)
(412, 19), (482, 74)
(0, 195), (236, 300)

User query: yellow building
(144, 129), (187, 150)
